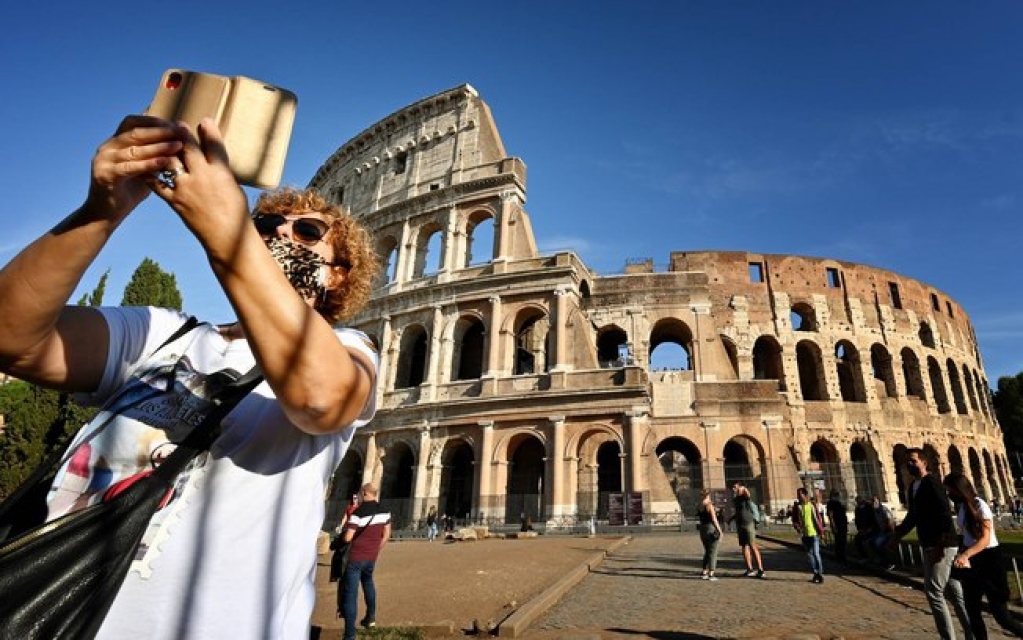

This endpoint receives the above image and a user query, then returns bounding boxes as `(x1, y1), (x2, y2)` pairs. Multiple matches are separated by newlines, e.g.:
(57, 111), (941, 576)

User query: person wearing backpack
(794, 487), (827, 583)
(729, 481), (765, 578)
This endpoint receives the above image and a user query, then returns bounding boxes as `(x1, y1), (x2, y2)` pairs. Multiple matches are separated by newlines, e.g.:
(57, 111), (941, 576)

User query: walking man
(339, 483), (392, 639)
(794, 487), (827, 583)
(825, 490), (849, 564)
(889, 448), (974, 640)
(729, 481), (765, 578)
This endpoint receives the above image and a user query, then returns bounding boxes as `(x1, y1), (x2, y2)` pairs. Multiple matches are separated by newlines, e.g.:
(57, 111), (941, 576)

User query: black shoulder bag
(0, 319), (264, 639)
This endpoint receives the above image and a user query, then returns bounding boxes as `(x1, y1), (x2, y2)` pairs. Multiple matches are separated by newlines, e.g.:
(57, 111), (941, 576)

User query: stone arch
(963, 363), (980, 412)
(464, 209), (495, 267)
(378, 234), (399, 285)
(946, 358), (968, 415)
(922, 443), (943, 477)
(791, 301), (818, 332)
(809, 438), (845, 497)
(850, 440), (883, 500)
(969, 448), (985, 500)
(901, 347), (926, 401)
(411, 220), (445, 278)
(325, 449), (364, 528)
(723, 436), (766, 504)
(753, 335), (784, 383)
(948, 445), (965, 474)
(973, 370), (990, 417)
(984, 450), (999, 503)
(596, 325), (630, 367)
(656, 436), (704, 512)
(893, 444), (909, 506)
(835, 340), (866, 402)
(573, 427), (624, 522)
(509, 307), (550, 375)
(505, 433), (547, 524)
(649, 317), (694, 370)
(870, 343), (898, 399)
(451, 315), (485, 381)
(796, 340), (828, 401)
(919, 321), (936, 349)
(395, 324), (429, 388)
(927, 356), (951, 414)
(380, 440), (416, 528)
(439, 439), (475, 521)
(719, 335), (740, 379)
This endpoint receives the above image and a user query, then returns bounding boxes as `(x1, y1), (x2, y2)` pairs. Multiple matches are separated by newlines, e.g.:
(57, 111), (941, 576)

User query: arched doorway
(850, 441), (882, 500)
(506, 436), (546, 524)
(656, 437), (703, 513)
(439, 441), (475, 524)
(723, 438), (764, 504)
(381, 442), (415, 528)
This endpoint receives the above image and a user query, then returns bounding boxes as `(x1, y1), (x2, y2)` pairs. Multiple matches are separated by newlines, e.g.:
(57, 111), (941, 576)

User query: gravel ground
(310, 534), (622, 635)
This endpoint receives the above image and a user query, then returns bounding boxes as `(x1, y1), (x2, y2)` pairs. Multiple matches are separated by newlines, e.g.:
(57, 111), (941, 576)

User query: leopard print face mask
(266, 237), (329, 300)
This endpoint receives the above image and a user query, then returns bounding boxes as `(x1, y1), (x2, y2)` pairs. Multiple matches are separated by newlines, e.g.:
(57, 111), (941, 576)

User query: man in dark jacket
(825, 490), (848, 564)
(890, 448), (972, 640)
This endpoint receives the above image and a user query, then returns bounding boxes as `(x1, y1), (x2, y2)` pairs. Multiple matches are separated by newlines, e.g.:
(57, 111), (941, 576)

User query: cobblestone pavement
(522, 533), (1016, 639)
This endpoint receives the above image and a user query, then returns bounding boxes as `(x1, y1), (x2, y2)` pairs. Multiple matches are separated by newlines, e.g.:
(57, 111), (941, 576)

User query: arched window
(796, 340), (827, 401)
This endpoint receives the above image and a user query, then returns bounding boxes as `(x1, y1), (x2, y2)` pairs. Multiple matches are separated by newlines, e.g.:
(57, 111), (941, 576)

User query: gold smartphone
(146, 69), (298, 189)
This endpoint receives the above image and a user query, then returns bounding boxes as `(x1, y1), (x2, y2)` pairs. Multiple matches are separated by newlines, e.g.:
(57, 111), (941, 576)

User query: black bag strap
(150, 365), (264, 484)
(0, 316), (200, 528)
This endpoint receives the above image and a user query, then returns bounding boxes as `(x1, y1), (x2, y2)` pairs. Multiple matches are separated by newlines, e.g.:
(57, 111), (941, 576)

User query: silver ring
(155, 167), (185, 190)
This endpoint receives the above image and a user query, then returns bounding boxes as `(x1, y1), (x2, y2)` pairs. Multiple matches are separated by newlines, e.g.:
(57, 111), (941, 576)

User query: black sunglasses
(252, 213), (330, 245)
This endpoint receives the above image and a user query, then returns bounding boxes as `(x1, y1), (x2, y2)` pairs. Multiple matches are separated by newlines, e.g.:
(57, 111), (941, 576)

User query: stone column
(396, 218), (414, 284)
(626, 410), (650, 495)
(412, 421), (433, 524)
(424, 304), (444, 401)
(494, 190), (518, 264)
(440, 205), (459, 277)
(551, 287), (573, 372)
(690, 302), (711, 381)
(548, 416), (567, 519)
(363, 432), (379, 490)
(477, 421), (494, 522)
(378, 315), (392, 400)
(484, 295), (503, 378)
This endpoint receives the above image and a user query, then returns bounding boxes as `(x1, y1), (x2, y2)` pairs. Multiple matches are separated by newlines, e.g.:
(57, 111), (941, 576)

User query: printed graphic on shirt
(46, 354), (244, 577)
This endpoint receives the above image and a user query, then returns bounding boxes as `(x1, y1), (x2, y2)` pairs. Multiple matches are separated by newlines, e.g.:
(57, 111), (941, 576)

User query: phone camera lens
(166, 72), (183, 90)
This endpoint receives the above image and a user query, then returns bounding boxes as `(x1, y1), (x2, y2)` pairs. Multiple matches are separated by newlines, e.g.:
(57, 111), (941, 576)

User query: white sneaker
(701, 574), (709, 580)
(708, 575), (719, 582)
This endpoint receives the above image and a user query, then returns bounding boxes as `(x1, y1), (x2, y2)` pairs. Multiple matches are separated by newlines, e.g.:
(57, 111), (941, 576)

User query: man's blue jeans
(801, 535), (823, 575)
(342, 560), (377, 640)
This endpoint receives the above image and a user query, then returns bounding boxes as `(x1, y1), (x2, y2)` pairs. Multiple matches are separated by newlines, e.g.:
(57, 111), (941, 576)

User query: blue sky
(3, 2), (1022, 385)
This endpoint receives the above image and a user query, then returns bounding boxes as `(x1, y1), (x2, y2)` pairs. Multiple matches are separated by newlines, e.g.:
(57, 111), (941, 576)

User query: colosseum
(311, 84), (1014, 529)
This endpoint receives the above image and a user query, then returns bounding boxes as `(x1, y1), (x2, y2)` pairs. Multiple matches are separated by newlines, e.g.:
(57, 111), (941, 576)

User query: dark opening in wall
(826, 267), (841, 289)
(395, 151), (408, 174)
(749, 262), (764, 283)
(931, 293), (941, 311)
(946, 301), (954, 318)
(888, 282), (902, 309)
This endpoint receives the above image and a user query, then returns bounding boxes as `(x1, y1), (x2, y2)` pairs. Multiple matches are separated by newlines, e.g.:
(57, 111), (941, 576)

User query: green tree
(120, 257), (183, 310)
(76, 269), (110, 307)
(0, 381), (94, 500)
(995, 372), (1023, 453)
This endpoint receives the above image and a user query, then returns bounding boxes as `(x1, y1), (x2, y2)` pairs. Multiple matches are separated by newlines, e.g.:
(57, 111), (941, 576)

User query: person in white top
(944, 472), (1023, 639)
(0, 115), (381, 638)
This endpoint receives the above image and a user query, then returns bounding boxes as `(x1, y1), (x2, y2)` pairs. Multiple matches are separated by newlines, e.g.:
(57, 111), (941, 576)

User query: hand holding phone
(147, 69), (297, 189)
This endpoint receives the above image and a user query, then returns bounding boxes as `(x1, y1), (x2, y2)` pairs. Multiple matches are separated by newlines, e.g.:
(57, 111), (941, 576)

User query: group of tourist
(696, 448), (1021, 639)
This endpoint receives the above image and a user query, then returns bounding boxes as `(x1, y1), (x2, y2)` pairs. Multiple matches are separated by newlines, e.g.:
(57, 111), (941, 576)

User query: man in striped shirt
(339, 483), (392, 639)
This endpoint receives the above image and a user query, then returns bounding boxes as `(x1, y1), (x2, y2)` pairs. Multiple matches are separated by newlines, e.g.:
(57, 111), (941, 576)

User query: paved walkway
(520, 533), (1017, 639)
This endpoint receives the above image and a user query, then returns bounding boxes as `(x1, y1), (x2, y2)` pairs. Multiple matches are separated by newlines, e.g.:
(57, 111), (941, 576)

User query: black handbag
(0, 335), (262, 639)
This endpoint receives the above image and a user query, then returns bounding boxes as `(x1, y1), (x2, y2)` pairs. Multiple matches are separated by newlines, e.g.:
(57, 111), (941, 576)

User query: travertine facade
(310, 85), (1013, 528)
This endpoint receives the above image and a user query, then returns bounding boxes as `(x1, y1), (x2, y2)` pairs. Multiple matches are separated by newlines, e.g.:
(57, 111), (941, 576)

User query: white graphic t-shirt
(47, 307), (377, 639)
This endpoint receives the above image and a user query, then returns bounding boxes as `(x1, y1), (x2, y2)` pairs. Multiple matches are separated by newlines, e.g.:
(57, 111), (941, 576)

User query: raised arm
(0, 116), (184, 391)
(151, 119), (373, 434)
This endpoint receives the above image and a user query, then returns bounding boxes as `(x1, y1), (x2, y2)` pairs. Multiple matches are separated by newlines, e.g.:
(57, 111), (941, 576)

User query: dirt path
(311, 534), (623, 634)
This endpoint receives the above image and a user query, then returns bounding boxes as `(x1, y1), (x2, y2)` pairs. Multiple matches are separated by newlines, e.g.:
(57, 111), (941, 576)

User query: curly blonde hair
(253, 187), (380, 324)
